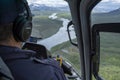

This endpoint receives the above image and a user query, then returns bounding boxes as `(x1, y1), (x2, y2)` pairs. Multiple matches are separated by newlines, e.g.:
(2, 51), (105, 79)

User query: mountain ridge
(29, 3), (69, 11)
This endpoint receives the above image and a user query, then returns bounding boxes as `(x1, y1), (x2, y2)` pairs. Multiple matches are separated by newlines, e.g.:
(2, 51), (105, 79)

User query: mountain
(91, 7), (120, 26)
(93, 1), (120, 13)
(29, 3), (69, 11)
(28, 0), (69, 11)
(28, 0), (68, 7)
(108, 8), (120, 15)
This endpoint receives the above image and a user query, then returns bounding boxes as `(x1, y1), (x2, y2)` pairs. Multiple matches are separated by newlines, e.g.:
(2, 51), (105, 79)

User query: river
(37, 13), (76, 50)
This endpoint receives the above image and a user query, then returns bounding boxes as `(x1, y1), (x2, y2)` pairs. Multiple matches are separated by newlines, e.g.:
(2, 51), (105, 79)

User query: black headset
(13, 0), (32, 42)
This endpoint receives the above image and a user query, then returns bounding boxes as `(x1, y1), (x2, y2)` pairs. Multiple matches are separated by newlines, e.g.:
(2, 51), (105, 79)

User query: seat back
(0, 57), (14, 80)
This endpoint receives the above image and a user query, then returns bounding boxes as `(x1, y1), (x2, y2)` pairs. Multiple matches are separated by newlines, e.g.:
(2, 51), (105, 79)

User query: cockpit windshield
(27, 0), (81, 79)
(91, 0), (120, 80)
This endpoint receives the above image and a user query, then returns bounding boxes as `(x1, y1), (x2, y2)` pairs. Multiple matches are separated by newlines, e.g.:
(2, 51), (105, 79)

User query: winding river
(37, 13), (76, 50)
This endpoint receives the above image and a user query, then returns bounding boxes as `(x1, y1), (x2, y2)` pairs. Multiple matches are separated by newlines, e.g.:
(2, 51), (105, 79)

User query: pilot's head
(0, 0), (32, 47)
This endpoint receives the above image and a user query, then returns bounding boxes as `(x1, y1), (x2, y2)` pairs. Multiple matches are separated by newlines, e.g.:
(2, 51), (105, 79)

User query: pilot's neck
(0, 37), (22, 48)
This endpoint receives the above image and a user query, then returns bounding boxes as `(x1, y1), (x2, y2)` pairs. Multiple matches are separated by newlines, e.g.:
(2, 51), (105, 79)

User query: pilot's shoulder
(33, 58), (59, 66)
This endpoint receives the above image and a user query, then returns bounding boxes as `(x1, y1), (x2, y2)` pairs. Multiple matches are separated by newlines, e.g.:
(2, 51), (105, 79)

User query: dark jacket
(0, 45), (67, 80)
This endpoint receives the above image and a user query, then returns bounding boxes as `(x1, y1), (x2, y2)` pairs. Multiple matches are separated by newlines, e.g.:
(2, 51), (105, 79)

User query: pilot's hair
(0, 23), (13, 42)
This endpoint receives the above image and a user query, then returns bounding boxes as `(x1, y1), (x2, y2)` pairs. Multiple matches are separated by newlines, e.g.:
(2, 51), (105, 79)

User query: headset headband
(21, 0), (32, 21)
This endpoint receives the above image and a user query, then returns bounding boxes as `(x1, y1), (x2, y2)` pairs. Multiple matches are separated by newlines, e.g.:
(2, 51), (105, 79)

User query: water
(37, 13), (76, 50)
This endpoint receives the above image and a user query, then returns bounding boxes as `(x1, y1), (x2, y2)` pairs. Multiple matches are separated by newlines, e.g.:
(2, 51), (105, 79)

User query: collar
(0, 45), (36, 61)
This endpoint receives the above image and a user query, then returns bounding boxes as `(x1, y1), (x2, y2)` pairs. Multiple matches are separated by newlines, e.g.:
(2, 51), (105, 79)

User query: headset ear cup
(20, 20), (32, 41)
(13, 16), (23, 41)
(13, 16), (32, 42)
